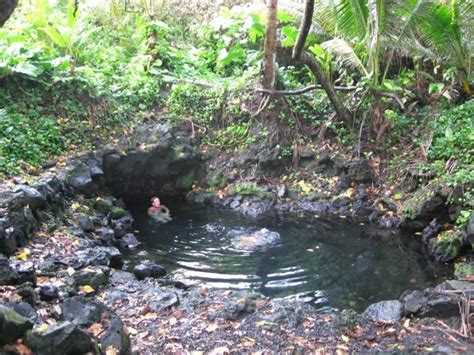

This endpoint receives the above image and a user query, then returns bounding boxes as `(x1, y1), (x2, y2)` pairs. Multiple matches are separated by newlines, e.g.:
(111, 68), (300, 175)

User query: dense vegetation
(0, 0), (472, 220)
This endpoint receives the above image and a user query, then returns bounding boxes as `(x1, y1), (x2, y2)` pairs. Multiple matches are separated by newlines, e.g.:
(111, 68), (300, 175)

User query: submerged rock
(363, 300), (403, 322)
(133, 261), (167, 280)
(231, 228), (280, 251)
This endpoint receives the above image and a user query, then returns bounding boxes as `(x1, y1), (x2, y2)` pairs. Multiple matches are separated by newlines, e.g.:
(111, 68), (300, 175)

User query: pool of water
(129, 202), (450, 311)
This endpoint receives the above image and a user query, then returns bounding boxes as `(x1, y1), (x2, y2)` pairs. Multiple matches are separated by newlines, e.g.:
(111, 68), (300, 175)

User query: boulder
(72, 266), (109, 289)
(4, 301), (38, 323)
(133, 261), (166, 280)
(0, 305), (34, 346)
(40, 285), (59, 301)
(24, 321), (97, 355)
(422, 218), (442, 244)
(99, 314), (130, 354)
(428, 230), (464, 262)
(401, 290), (428, 315)
(74, 247), (123, 269)
(348, 158), (374, 183)
(75, 214), (95, 232)
(9, 260), (36, 285)
(400, 185), (449, 230)
(363, 300), (403, 322)
(119, 233), (140, 250)
(67, 162), (94, 194)
(96, 227), (116, 246)
(231, 228), (280, 251)
(15, 185), (46, 210)
(62, 296), (105, 326)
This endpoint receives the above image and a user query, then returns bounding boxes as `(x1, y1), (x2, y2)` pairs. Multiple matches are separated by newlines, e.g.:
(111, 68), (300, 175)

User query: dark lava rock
(62, 296), (105, 326)
(110, 214), (134, 238)
(16, 282), (36, 306)
(40, 285), (59, 301)
(466, 211), (474, 245)
(217, 294), (256, 321)
(76, 214), (95, 232)
(427, 230), (464, 262)
(363, 300), (403, 322)
(400, 185), (449, 230)
(402, 285), (462, 319)
(149, 291), (179, 311)
(0, 305), (34, 346)
(348, 158), (374, 183)
(99, 314), (130, 354)
(401, 290), (428, 315)
(133, 261), (166, 280)
(97, 227), (116, 246)
(266, 301), (310, 328)
(157, 279), (189, 290)
(72, 266), (109, 289)
(4, 302), (39, 323)
(75, 246), (123, 269)
(15, 185), (46, 210)
(0, 254), (15, 285)
(24, 321), (97, 355)
(315, 153), (346, 177)
(119, 233), (140, 250)
(422, 218), (443, 244)
(9, 260), (36, 285)
(67, 162), (94, 194)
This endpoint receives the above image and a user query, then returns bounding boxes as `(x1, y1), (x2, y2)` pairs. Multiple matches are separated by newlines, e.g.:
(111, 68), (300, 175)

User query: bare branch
(256, 84), (357, 95)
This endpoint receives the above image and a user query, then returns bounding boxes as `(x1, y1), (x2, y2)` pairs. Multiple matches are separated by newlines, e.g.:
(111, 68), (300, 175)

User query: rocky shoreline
(1, 121), (473, 353)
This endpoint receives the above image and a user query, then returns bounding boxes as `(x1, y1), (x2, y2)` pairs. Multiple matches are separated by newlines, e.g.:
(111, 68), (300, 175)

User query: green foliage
(167, 84), (224, 126)
(0, 109), (65, 173)
(429, 100), (474, 164)
(227, 182), (267, 198)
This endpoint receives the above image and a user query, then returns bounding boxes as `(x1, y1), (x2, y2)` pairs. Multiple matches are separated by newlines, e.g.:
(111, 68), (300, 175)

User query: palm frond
(321, 38), (368, 75)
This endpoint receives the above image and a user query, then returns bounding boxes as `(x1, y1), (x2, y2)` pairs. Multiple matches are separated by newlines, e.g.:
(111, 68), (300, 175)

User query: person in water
(148, 196), (172, 223)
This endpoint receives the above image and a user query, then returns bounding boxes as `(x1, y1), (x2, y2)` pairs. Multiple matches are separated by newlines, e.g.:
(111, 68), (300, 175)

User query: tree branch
(292, 0), (314, 60)
(256, 84), (358, 95)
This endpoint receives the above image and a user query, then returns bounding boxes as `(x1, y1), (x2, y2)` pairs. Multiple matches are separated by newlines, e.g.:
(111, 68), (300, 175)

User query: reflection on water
(129, 202), (450, 311)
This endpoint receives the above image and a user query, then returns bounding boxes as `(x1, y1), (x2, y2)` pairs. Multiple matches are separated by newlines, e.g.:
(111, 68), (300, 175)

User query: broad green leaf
(13, 62), (43, 77)
(309, 44), (326, 57)
(42, 26), (68, 48)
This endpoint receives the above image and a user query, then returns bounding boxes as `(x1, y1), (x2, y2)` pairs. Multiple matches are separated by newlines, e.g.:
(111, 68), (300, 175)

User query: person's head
(151, 196), (161, 207)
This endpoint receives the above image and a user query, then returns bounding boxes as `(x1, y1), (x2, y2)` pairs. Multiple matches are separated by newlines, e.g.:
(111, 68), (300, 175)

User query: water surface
(130, 202), (450, 311)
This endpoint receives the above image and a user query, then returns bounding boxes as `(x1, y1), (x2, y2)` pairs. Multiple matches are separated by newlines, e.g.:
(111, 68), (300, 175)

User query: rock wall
(0, 122), (203, 255)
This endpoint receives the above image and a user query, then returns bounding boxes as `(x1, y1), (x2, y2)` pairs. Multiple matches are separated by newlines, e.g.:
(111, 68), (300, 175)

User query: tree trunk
(292, 0), (352, 127)
(0, 0), (18, 27)
(300, 52), (352, 127)
(262, 0), (278, 90)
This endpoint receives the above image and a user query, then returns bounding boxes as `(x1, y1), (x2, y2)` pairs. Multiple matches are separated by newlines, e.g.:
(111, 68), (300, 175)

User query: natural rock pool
(129, 202), (451, 311)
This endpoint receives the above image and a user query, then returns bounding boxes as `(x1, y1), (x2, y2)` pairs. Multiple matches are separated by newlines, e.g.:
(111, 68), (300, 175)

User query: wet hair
(151, 196), (160, 203)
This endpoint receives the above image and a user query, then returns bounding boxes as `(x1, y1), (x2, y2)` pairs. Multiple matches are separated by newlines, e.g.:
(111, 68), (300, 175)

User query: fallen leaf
(37, 323), (49, 332)
(206, 323), (219, 332)
(67, 267), (75, 276)
(83, 285), (95, 294)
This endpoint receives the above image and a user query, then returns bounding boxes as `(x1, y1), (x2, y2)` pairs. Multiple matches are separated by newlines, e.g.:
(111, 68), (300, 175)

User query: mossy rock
(454, 261), (474, 279)
(400, 185), (448, 230)
(110, 207), (126, 220)
(93, 198), (113, 213)
(176, 170), (196, 190)
(428, 230), (464, 262)
(227, 182), (267, 199)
